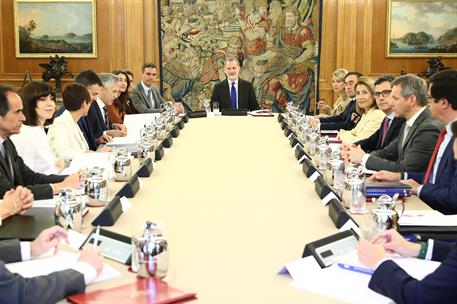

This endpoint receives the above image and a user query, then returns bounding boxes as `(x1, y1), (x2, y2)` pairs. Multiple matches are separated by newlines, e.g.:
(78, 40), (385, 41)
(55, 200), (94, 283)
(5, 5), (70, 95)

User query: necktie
(230, 82), (237, 109)
(1, 142), (14, 181)
(423, 128), (446, 183)
(380, 117), (391, 146)
(103, 106), (109, 130)
(147, 89), (154, 108)
(401, 124), (411, 147)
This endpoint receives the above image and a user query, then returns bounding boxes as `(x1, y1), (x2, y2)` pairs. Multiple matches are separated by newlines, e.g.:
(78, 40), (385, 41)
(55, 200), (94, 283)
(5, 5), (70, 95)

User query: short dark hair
(391, 74), (428, 106)
(345, 71), (363, 80)
(0, 85), (16, 117)
(21, 81), (56, 126)
(374, 75), (395, 87)
(63, 83), (91, 111)
(141, 62), (157, 73)
(75, 70), (103, 88)
(428, 69), (457, 110)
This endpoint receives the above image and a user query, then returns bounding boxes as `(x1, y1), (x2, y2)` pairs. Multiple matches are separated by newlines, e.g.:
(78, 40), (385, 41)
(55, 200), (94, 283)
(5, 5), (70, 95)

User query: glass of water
(213, 101), (220, 115)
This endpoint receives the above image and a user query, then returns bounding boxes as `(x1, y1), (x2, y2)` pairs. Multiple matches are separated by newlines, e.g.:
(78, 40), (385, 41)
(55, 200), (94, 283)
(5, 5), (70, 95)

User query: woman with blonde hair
(338, 76), (385, 144)
(317, 68), (350, 117)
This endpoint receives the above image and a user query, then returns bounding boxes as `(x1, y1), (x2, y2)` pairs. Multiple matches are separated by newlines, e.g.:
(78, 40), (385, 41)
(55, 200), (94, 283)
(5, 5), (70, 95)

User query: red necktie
(423, 128), (446, 183)
(381, 117), (391, 146)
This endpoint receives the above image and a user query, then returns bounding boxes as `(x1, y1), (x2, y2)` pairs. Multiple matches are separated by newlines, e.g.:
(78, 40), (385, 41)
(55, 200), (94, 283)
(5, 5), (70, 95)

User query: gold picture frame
(14, 0), (97, 58)
(386, 0), (457, 58)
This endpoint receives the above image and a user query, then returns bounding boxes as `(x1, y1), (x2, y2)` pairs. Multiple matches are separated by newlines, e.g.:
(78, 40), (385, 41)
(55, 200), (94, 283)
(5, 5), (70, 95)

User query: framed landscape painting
(14, 0), (97, 58)
(386, 0), (457, 57)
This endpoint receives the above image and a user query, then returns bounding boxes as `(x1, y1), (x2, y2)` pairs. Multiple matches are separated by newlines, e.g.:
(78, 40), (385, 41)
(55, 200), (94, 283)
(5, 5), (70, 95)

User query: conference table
(77, 115), (431, 303)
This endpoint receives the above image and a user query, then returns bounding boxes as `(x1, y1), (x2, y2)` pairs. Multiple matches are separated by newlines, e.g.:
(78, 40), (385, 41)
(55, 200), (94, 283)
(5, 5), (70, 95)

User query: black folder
(0, 215), (55, 241)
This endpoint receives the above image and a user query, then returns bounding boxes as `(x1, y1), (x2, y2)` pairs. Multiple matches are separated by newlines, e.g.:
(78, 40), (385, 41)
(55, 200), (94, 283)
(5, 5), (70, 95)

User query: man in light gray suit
(130, 62), (184, 113)
(0, 226), (103, 304)
(344, 74), (442, 173)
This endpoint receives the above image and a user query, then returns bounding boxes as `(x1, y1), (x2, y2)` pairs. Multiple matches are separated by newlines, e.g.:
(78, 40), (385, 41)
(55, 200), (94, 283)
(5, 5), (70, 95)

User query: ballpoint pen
(337, 263), (374, 275)
(93, 225), (100, 249)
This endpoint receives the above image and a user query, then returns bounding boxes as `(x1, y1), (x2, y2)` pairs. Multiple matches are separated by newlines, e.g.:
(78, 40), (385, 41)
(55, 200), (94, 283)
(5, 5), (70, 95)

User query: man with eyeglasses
(351, 75), (405, 152)
(344, 74), (442, 173)
(369, 70), (457, 214)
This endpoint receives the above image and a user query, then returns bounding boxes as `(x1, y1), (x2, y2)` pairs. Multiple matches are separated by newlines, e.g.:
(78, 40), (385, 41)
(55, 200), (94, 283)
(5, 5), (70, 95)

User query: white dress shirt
(11, 125), (59, 175)
(96, 98), (108, 127)
(141, 81), (157, 108)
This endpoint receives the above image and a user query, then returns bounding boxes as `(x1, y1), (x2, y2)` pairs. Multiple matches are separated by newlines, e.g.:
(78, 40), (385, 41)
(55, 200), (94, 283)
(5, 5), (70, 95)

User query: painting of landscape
(14, 0), (97, 58)
(387, 0), (457, 57)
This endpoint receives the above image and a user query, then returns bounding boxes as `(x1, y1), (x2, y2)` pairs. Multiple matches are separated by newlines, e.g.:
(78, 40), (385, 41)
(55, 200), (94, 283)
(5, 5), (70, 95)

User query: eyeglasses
(373, 90), (392, 98)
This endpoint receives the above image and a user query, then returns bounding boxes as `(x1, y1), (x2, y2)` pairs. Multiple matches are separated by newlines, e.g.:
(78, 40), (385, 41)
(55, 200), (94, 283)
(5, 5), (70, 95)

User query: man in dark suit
(130, 62), (184, 114)
(0, 85), (81, 199)
(0, 226), (103, 304)
(369, 70), (457, 214)
(358, 229), (457, 304)
(345, 74), (442, 173)
(87, 73), (127, 145)
(210, 57), (260, 111)
(313, 71), (363, 130)
(354, 75), (405, 152)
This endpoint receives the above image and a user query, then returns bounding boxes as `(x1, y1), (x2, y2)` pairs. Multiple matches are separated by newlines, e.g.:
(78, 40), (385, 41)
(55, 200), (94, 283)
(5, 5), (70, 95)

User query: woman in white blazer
(338, 76), (385, 144)
(47, 84), (91, 164)
(11, 82), (64, 174)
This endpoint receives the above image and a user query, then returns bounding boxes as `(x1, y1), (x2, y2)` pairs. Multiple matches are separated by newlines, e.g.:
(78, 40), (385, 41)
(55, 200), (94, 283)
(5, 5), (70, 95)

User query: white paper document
(63, 152), (114, 175)
(67, 229), (88, 250)
(6, 251), (121, 283)
(277, 256), (321, 281)
(290, 250), (440, 304)
(399, 210), (457, 226)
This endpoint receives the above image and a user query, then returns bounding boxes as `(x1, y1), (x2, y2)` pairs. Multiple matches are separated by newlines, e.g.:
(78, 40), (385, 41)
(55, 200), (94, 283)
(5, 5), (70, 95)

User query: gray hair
(98, 73), (119, 88)
(224, 56), (239, 67)
(391, 74), (428, 106)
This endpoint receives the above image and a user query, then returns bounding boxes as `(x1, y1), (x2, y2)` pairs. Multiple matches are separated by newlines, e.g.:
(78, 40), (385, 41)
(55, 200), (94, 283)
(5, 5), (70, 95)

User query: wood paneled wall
(0, 0), (456, 99)
(319, 0), (457, 107)
(0, 0), (160, 89)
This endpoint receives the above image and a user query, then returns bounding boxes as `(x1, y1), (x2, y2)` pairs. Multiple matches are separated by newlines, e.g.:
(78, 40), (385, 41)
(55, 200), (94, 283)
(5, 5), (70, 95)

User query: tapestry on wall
(160, 0), (320, 113)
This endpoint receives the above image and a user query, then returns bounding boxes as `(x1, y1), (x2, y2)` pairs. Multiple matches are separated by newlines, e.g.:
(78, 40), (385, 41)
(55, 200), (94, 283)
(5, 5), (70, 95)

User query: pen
(337, 263), (374, 275)
(93, 225), (100, 249)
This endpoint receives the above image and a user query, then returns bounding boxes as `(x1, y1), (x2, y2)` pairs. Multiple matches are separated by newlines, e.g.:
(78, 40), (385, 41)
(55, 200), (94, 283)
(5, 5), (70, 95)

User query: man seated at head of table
(311, 71), (363, 130)
(130, 62), (185, 114)
(0, 225), (103, 304)
(210, 56), (260, 112)
(337, 76), (386, 145)
(343, 74), (442, 173)
(0, 85), (81, 200)
(358, 228), (457, 304)
(365, 70), (457, 215)
(351, 75), (405, 153)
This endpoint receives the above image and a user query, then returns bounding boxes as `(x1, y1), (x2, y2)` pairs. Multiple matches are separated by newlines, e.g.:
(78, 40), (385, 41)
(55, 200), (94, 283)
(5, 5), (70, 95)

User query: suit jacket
(320, 98), (358, 130)
(406, 139), (457, 214)
(0, 138), (64, 200)
(87, 100), (110, 139)
(355, 117), (405, 152)
(366, 108), (442, 172)
(0, 239), (85, 304)
(55, 105), (98, 151)
(47, 110), (90, 163)
(369, 240), (457, 304)
(130, 82), (164, 113)
(210, 79), (260, 111)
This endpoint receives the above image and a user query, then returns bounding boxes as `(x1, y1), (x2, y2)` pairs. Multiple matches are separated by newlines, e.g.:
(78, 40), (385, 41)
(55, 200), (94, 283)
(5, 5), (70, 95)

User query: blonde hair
(333, 68), (349, 100)
(355, 76), (376, 113)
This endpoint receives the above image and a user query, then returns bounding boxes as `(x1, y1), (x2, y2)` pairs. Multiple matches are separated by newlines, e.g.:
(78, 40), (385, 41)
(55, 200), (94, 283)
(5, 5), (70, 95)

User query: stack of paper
(399, 210), (457, 226)
(6, 251), (121, 283)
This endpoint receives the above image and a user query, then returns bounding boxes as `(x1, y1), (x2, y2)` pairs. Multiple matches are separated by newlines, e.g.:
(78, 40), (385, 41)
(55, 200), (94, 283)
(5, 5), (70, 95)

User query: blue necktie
(230, 82), (237, 109)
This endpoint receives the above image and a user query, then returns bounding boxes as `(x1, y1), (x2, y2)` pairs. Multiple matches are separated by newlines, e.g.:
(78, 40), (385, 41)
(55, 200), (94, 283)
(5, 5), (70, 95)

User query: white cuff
(20, 242), (31, 261)
(71, 261), (98, 285)
(425, 239), (434, 261)
(416, 184), (423, 197)
(361, 154), (370, 168)
(403, 172), (408, 180)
